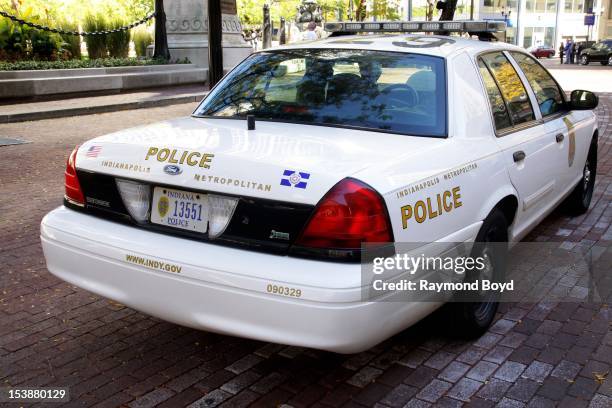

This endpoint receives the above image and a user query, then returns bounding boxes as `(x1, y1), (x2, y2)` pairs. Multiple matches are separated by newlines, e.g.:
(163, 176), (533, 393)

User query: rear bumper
(41, 206), (438, 353)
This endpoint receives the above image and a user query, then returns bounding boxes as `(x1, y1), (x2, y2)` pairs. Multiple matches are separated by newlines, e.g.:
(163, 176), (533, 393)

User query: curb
(0, 93), (206, 124)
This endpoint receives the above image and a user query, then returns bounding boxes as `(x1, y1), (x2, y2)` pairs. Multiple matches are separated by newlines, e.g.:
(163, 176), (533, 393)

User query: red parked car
(530, 46), (555, 58)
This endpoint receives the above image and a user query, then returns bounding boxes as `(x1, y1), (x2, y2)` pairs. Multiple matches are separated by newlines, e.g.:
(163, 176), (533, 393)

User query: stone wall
(163, 0), (252, 69)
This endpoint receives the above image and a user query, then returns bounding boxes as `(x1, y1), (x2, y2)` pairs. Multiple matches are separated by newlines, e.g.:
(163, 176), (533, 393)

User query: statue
(296, 0), (322, 24)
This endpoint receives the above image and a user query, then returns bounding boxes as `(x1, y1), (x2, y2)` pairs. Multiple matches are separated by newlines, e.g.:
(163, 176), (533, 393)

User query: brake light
(295, 178), (393, 249)
(65, 146), (85, 206)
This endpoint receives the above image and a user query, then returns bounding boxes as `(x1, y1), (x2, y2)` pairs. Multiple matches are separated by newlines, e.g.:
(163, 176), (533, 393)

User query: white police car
(41, 21), (598, 353)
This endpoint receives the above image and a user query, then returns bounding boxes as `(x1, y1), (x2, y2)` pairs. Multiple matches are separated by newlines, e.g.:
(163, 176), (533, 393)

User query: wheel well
(493, 195), (518, 226)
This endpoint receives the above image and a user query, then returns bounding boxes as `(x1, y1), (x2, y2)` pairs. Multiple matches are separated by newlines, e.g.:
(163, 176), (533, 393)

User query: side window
(478, 59), (512, 130)
(480, 52), (535, 126)
(510, 52), (565, 117)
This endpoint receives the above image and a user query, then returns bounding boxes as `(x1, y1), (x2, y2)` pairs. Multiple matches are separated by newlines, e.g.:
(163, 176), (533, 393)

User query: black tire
(564, 138), (597, 215)
(581, 55), (589, 65)
(445, 209), (508, 338)
(601, 61), (609, 66)
(608, 55), (612, 66)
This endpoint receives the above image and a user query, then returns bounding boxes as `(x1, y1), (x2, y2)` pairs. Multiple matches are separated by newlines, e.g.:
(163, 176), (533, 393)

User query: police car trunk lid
(76, 116), (441, 205)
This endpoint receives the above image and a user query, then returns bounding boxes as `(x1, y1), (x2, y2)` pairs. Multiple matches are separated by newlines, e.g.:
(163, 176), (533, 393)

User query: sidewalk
(0, 85), (207, 124)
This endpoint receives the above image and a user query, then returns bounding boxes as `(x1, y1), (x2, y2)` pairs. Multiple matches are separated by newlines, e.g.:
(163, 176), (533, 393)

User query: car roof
(264, 34), (526, 59)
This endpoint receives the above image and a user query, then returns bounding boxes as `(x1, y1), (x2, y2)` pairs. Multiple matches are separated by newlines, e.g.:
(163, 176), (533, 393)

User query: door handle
(513, 151), (526, 162)
(556, 133), (565, 143)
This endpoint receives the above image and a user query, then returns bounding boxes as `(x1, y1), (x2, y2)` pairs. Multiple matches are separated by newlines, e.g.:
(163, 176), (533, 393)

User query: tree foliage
(0, 0), (153, 24)
(237, 0), (400, 26)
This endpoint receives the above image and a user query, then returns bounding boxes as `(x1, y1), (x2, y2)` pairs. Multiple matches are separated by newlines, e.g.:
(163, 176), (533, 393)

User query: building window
(574, 0), (584, 12)
(545, 27), (555, 47)
(546, 0), (557, 12)
(564, 0), (572, 12)
(536, 0), (546, 12)
(524, 27), (534, 48)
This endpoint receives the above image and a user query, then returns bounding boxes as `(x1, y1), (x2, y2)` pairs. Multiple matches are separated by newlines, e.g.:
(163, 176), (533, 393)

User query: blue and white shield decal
(280, 169), (310, 189)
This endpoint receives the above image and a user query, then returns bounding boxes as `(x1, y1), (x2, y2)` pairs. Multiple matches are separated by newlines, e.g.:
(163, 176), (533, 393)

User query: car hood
(76, 117), (445, 205)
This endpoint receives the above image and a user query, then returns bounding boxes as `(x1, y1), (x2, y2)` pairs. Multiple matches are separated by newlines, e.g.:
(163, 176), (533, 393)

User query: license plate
(151, 187), (208, 233)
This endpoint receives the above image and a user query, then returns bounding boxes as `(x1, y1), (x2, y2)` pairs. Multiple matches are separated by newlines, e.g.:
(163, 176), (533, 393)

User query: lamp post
(208, 0), (223, 88)
(153, 0), (170, 61)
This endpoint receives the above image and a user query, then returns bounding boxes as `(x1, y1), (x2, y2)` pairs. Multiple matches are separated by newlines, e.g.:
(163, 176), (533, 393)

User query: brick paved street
(0, 95), (611, 408)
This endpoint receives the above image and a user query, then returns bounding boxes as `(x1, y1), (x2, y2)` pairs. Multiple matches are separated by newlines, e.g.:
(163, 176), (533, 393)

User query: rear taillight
(295, 178), (393, 251)
(65, 146), (85, 206)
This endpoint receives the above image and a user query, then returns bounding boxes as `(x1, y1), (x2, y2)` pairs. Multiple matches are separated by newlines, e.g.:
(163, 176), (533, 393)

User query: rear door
(477, 51), (560, 236)
(508, 51), (586, 191)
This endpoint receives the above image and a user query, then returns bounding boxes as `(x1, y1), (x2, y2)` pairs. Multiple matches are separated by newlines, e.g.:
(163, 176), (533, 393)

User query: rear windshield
(194, 49), (447, 137)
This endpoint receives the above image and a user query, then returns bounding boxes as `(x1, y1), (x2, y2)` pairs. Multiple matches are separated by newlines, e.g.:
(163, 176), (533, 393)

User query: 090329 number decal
(266, 284), (302, 298)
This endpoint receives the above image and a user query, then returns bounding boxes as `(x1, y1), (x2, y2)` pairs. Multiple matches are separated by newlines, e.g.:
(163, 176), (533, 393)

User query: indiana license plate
(150, 187), (208, 233)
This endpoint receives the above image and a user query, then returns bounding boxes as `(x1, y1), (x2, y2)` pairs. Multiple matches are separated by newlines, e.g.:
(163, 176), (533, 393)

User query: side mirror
(568, 90), (598, 110)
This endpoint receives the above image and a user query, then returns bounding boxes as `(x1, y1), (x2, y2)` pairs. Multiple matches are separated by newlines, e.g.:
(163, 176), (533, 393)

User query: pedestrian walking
(559, 42), (565, 64)
(564, 40), (572, 64)
(572, 42), (578, 64)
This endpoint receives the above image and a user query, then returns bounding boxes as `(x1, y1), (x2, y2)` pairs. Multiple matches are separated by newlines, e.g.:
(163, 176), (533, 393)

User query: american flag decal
(86, 145), (102, 158)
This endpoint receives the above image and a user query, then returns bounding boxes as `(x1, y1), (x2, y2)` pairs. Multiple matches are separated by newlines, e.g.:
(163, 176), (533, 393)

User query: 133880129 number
(266, 284), (302, 298)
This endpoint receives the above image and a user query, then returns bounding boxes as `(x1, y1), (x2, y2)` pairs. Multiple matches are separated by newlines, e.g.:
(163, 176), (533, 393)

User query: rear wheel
(446, 209), (508, 338)
(564, 139), (597, 215)
(581, 55), (589, 65)
(608, 55), (612, 66)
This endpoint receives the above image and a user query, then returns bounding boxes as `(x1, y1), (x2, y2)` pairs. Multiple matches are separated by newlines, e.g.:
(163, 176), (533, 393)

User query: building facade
(399, 0), (610, 48)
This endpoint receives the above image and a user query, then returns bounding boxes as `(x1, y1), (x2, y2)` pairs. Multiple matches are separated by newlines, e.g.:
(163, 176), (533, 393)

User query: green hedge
(0, 57), (189, 71)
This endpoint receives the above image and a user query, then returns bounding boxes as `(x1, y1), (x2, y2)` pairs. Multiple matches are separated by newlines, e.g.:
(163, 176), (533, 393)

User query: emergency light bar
(324, 20), (506, 34)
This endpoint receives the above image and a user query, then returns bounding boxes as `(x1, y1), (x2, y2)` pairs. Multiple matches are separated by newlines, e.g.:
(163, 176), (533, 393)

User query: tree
(438, 0), (458, 21)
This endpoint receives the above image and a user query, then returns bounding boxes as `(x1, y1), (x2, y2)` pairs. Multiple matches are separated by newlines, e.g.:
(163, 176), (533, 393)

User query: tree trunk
(153, 0), (170, 61)
(355, 0), (367, 21)
(426, 0), (435, 21)
(208, 0), (223, 88)
(262, 4), (271, 49)
(439, 0), (459, 21)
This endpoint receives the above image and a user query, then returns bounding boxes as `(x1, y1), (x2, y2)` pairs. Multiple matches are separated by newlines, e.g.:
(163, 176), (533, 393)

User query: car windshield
(194, 49), (447, 137)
